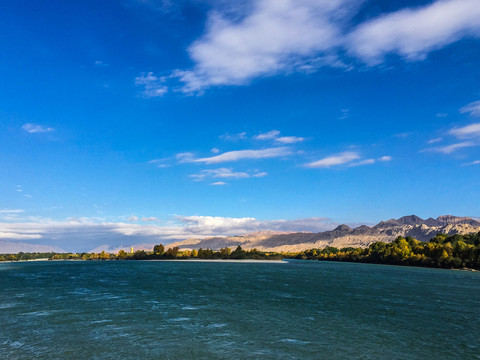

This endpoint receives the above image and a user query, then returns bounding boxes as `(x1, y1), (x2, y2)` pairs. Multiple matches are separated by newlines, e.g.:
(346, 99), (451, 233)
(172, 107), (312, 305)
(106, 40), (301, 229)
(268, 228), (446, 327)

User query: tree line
(293, 232), (480, 269)
(1, 232), (479, 270)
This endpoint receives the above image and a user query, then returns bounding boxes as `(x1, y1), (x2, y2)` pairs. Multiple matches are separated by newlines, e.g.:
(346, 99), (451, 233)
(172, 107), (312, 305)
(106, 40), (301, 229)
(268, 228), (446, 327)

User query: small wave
(169, 317), (191, 322)
(21, 310), (59, 317)
(0, 302), (18, 309)
(279, 338), (310, 345)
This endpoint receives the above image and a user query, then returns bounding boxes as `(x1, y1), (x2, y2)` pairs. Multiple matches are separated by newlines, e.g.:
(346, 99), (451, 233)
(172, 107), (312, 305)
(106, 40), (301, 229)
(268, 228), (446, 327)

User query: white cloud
(378, 156), (392, 162)
(306, 151), (360, 168)
(135, 72), (168, 97)
(219, 132), (247, 141)
(425, 141), (476, 154)
(176, 152), (196, 163)
(211, 182), (227, 186)
(464, 160), (480, 166)
(0, 209), (25, 214)
(149, 158), (171, 168)
(428, 137), (443, 144)
(460, 100), (480, 117)
(22, 123), (54, 133)
(190, 167), (267, 181)
(126, 215), (138, 222)
(254, 130), (304, 144)
(275, 136), (305, 144)
(173, 0), (357, 92)
(193, 147), (292, 164)
(211, 147), (220, 153)
(348, 0), (480, 64)
(450, 123), (480, 139)
(349, 155), (392, 167)
(0, 232), (42, 240)
(190, 168), (251, 180)
(349, 158), (375, 167)
(254, 130), (280, 140)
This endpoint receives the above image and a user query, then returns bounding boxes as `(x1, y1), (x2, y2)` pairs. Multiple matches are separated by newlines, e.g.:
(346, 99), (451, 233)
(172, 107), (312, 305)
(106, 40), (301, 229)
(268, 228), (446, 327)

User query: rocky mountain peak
(333, 224), (352, 232)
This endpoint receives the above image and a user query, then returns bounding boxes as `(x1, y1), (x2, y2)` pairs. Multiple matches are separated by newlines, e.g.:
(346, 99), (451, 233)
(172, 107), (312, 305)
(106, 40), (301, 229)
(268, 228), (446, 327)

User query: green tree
(153, 244), (165, 256)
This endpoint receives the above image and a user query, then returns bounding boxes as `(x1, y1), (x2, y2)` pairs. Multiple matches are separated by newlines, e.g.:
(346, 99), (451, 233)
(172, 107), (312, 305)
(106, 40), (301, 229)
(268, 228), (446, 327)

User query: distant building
(130, 246), (134, 254)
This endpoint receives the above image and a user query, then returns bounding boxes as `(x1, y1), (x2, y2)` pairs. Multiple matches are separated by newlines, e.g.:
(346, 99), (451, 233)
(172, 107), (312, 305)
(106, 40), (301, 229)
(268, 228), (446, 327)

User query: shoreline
(1, 258), (477, 271)
(147, 259), (285, 263)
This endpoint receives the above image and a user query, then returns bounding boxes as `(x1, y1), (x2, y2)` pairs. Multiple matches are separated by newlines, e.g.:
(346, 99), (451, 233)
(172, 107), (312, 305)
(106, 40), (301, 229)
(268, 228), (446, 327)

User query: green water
(0, 260), (479, 359)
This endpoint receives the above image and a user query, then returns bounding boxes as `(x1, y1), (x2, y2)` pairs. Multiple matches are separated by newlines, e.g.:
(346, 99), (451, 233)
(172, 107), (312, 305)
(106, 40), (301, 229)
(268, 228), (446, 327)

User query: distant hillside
(167, 215), (480, 252)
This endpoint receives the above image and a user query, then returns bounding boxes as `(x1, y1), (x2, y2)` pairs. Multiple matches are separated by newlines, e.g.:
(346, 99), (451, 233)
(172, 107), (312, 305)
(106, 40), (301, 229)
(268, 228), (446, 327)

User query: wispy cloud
(0, 209), (25, 214)
(378, 156), (392, 162)
(464, 160), (480, 166)
(0, 209), (26, 222)
(254, 130), (280, 140)
(211, 182), (227, 186)
(348, 0), (480, 64)
(460, 100), (480, 117)
(428, 137), (443, 144)
(219, 132), (247, 141)
(254, 130), (304, 144)
(275, 136), (305, 144)
(22, 123), (54, 133)
(424, 141), (476, 154)
(394, 132), (413, 138)
(193, 147), (292, 164)
(135, 72), (168, 98)
(176, 152), (196, 163)
(126, 215), (138, 222)
(349, 155), (392, 167)
(190, 168), (251, 180)
(349, 158), (375, 167)
(190, 167), (267, 181)
(148, 158), (171, 168)
(306, 151), (360, 168)
(449, 123), (480, 139)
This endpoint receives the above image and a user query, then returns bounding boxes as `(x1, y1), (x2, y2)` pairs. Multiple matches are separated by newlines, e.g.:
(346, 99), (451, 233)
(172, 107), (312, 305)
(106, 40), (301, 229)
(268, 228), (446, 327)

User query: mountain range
(167, 215), (480, 253)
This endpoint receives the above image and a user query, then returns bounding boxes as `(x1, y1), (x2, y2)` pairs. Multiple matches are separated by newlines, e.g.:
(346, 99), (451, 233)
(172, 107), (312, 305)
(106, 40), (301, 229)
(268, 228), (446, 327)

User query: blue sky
(1, 0), (480, 252)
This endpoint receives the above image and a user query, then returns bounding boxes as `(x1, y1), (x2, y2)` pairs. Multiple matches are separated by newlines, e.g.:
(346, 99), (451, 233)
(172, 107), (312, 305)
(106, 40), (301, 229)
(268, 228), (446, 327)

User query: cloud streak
(460, 100), (480, 117)
(306, 151), (360, 168)
(192, 147), (292, 164)
(424, 141), (476, 154)
(190, 168), (267, 181)
(22, 123), (54, 133)
(449, 123), (480, 139)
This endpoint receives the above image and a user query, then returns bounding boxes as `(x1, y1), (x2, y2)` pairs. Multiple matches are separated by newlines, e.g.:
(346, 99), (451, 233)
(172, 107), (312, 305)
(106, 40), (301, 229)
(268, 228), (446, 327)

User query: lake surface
(1, 260), (479, 359)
